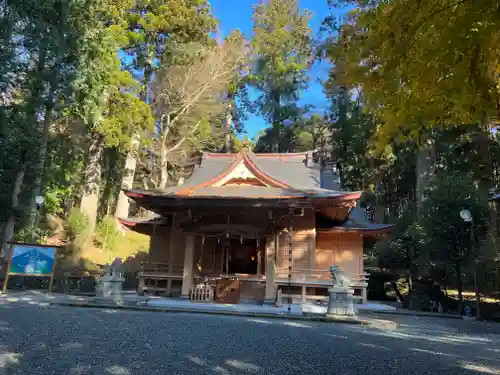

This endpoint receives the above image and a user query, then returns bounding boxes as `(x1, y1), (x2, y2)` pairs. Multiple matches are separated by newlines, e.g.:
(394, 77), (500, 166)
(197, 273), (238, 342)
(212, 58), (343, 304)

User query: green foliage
(123, 0), (217, 84)
(69, 3), (155, 151)
(325, 0), (500, 152)
(420, 171), (491, 264)
(14, 224), (46, 245)
(233, 136), (255, 152)
(248, 0), (313, 151)
(95, 216), (119, 249)
(67, 208), (90, 241)
(376, 211), (427, 273)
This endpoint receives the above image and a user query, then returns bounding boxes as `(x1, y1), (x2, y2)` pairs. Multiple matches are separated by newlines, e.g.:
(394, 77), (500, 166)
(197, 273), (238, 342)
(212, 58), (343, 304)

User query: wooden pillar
(181, 234), (195, 299)
(309, 229), (316, 269)
(265, 233), (277, 303)
(167, 217), (176, 296)
(256, 243), (263, 275)
(360, 234), (368, 304)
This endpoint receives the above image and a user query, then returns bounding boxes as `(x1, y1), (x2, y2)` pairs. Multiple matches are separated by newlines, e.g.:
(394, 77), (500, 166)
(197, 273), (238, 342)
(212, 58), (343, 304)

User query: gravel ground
(0, 301), (499, 375)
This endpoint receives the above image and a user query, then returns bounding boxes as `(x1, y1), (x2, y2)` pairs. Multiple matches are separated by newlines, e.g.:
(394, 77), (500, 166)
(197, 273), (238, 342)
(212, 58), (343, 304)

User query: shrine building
(119, 151), (393, 304)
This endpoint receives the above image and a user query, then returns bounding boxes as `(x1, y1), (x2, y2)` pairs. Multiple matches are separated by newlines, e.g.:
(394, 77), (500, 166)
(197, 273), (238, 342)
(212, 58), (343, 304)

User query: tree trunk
(374, 177), (385, 223)
(100, 148), (119, 218)
(415, 141), (435, 213)
(225, 104), (232, 153)
(272, 90), (280, 153)
(159, 147), (169, 189)
(1, 152), (27, 262)
(29, 99), (55, 223)
(115, 66), (151, 218)
(80, 134), (104, 232)
(115, 134), (140, 219)
(456, 261), (463, 315)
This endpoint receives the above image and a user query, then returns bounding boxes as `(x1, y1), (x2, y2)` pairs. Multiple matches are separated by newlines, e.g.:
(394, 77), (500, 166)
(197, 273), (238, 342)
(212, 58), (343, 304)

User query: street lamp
(459, 209), (481, 320)
(32, 196), (45, 243)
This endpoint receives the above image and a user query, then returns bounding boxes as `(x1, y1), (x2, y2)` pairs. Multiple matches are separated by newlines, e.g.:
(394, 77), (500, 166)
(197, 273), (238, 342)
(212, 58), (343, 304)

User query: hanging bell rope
(196, 235), (205, 273)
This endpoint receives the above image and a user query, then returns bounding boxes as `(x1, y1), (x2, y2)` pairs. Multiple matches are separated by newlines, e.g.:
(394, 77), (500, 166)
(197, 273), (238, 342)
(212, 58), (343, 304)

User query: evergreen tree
(248, 0), (313, 152)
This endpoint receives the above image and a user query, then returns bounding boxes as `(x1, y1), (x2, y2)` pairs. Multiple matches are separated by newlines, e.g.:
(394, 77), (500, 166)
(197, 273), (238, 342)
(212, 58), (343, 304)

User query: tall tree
(249, 0), (313, 152)
(70, 2), (154, 230)
(152, 36), (247, 188)
(420, 171), (491, 312)
(114, 0), (217, 219)
(0, 0), (102, 253)
(326, 1), (500, 192)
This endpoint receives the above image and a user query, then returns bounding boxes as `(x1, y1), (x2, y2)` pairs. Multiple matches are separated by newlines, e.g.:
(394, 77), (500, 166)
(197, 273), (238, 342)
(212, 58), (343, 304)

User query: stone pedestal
(326, 286), (356, 317)
(96, 275), (125, 304)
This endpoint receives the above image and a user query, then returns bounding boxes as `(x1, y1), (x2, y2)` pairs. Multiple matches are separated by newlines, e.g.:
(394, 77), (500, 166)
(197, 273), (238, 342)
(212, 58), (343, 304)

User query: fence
(190, 284), (215, 302)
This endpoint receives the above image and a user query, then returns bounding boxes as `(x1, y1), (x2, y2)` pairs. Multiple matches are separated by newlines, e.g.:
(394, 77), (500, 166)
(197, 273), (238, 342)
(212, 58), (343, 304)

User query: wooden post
(48, 253), (58, 293)
(167, 216), (176, 296)
(265, 234), (277, 303)
(181, 234), (195, 298)
(309, 229), (316, 269)
(2, 244), (13, 294)
(256, 249), (262, 276)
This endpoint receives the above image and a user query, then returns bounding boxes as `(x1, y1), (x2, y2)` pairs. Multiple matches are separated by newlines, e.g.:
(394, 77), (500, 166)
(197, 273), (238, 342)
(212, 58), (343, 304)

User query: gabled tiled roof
(124, 151), (360, 202)
(248, 153), (322, 190)
(316, 201), (394, 236)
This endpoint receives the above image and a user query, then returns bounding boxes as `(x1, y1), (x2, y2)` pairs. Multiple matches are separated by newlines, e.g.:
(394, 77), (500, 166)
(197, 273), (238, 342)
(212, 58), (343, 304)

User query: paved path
(0, 299), (499, 374)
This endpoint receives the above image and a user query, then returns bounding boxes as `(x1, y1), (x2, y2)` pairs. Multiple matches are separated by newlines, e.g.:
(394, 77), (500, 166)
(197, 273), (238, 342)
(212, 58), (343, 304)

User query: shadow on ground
(0, 298), (499, 375)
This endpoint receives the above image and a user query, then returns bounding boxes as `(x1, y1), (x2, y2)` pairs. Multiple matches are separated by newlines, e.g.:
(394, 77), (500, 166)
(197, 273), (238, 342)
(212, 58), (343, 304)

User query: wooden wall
(276, 209), (316, 270)
(148, 228), (170, 262)
(148, 219), (186, 266)
(315, 232), (363, 276)
(193, 237), (224, 274)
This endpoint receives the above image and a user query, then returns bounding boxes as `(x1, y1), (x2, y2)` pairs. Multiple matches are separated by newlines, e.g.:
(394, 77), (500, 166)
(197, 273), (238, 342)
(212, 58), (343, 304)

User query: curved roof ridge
(241, 152), (291, 188)
(251, 151), (309, 158)
(204, 152), (238, 158)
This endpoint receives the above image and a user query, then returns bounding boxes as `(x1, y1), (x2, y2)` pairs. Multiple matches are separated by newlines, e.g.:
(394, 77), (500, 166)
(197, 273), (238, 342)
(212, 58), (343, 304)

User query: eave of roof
(318, 225), (394, 237)
(123, 188), (361, 202)
(117, 216), (168, 226)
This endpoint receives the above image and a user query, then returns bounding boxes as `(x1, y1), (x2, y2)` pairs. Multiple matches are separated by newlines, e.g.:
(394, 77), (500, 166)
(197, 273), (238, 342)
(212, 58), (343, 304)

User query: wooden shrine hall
(119, 151), (393, 304)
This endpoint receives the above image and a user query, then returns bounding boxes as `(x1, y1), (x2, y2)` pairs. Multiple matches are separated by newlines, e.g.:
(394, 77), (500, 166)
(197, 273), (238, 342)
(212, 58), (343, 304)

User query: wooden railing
(137, 262), (184, 296)
(275, 268), (331, 284)
(275, 268), (369, 287)
(275, 268), (369, 304)
(139, 263), (184, 279)
(190, 284), (215, 302)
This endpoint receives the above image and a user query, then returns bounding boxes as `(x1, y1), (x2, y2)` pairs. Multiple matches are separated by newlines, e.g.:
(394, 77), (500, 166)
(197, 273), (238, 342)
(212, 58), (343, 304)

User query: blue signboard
(8, 244), (56, 276)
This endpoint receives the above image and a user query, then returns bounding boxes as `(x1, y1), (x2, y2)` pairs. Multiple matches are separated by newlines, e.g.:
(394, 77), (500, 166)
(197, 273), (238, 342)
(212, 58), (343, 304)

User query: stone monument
(96, 258), (125, 304)
(326, 265), (357, 317)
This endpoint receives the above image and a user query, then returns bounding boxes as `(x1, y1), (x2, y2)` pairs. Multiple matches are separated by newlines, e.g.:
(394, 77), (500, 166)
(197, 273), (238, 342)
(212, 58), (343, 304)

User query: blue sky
(210, 0), (341, 139)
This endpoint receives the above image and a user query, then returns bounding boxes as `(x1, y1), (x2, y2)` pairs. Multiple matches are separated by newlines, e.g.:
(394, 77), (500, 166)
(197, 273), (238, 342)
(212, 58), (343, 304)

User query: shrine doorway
(224, 239), (258, 275)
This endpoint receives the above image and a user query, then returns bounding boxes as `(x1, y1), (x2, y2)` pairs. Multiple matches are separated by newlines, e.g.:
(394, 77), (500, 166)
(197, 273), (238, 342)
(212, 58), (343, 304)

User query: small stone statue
(329, 265), (341, 285)
(327, 265), (357, 317)
(111, 257), (123, 278)
(329, 265), (351, 287)
(96, 258), (125, 302)
(103, 264), (112, 277)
